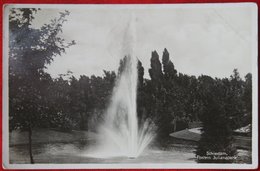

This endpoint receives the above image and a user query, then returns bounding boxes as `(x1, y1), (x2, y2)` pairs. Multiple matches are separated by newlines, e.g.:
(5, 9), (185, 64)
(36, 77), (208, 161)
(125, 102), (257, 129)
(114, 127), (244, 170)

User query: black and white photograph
(3, 3), (258, 169)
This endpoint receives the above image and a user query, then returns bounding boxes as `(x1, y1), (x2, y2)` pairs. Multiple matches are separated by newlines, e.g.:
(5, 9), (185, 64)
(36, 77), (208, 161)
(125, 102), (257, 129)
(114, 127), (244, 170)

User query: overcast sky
(30, 4), (257, 79)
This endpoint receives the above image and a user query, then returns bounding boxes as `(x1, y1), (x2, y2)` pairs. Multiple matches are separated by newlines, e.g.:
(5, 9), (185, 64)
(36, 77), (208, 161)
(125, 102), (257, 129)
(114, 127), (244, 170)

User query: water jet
(86, 14), (154, 158)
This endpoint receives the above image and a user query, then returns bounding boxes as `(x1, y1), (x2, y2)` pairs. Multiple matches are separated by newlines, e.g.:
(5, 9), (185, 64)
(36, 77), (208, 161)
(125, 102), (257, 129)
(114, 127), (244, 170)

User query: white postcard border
(2, 3), (258, 169)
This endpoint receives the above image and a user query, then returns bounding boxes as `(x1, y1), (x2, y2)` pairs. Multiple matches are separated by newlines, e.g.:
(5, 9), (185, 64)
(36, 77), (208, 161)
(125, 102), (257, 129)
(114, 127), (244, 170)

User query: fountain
(86, 15), (154, 159)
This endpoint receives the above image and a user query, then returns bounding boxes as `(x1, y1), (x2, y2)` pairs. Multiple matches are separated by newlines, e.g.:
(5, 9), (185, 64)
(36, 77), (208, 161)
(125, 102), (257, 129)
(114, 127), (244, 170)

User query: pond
(9, 139), (251, 164)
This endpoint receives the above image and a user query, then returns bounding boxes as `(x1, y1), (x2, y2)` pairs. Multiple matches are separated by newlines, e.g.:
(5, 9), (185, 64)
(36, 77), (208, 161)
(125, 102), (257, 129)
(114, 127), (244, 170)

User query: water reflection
(10, 140), (196, 164)
(10, 140), (251, 164)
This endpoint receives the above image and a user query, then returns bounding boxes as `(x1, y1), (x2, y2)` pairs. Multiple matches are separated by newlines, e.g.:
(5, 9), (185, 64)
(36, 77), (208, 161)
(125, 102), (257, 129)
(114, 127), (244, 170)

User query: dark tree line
(137, 50), (252, 163)
(39, 72), (116, 131)
(9, 8), (252, 164)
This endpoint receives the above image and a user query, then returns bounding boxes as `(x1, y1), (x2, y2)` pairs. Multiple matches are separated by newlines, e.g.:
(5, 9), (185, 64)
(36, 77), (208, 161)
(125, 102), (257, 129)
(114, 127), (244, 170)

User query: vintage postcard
(2, 3), (258, 169)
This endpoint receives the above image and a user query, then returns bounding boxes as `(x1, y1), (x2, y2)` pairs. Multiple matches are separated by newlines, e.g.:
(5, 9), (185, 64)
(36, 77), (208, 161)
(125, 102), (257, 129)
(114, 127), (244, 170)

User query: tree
(161, 49), (179, 133)
(148, 50), (174, 140)
(149, 51), (163, 88)
(92, 70), (116, 128)
(225, 69), (245, 129)
(48, 75), (73, 130)
(162, 48), (177, 81)
(69, 76), (86, 130)
(242, 73), (252, 128)
(137, 60), (144, 88)
(9, 8), (75, 163)
(243, 73), (252, 113)
(196, 75), (236, 163)
(136, 60), (146, 124)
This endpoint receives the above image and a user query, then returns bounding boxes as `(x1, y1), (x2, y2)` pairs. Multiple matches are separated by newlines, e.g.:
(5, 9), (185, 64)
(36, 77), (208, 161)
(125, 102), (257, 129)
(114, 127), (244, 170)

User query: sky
(29, 4), (257, 79)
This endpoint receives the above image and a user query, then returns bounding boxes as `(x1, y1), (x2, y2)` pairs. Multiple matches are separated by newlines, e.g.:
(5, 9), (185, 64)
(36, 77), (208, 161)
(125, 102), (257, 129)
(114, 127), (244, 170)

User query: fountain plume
(86, 14), (154, 158)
